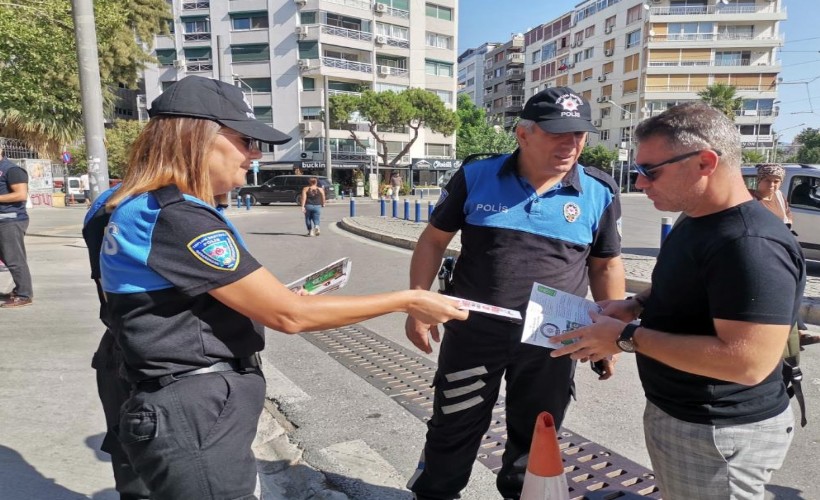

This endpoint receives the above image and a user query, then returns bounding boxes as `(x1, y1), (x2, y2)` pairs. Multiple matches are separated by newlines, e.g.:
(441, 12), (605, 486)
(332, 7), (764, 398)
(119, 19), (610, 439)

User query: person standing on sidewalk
(300, 177), (325, 236)
(551, 102), (804, 499)
(390, 171), (402, 200)
(405, 87), (625, 500)
(99, 76), (468, 500)
(0, 147), (33, 308)
(80, 172), (91, 207)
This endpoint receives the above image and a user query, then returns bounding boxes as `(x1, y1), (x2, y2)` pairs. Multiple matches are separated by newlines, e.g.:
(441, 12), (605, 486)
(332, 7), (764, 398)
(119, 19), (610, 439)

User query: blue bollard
(414, 200), (421, 223)
(660, 216), (673, 244)
(380, 197), (386, 217)
(349, 198), (356, 217)
(245, 194), (251, 210)
(392, 199), (398, 218)
(403, 199), (410, 220)
(427, 201), (433, 220)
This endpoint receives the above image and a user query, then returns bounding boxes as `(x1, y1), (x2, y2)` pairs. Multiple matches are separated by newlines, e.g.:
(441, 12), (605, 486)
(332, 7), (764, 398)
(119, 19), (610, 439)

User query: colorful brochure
(521, 282), (601, 349)
(286, 257), (352, 295)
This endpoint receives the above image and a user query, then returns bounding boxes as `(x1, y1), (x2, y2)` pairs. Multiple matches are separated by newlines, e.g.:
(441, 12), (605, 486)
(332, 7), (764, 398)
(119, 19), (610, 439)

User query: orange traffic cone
(520, 411), (569, 500)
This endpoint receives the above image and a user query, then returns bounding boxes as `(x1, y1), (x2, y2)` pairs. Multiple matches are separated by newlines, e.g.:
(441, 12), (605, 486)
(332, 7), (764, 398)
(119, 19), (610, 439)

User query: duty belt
(138, 354), (261, 389)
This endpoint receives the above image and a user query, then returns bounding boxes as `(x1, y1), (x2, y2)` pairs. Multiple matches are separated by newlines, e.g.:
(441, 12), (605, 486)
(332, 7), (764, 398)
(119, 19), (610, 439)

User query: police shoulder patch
(187, 230), (240, 271)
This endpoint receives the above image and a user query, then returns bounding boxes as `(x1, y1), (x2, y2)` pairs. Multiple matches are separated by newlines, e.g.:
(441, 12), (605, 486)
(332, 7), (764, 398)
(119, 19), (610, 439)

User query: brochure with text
(521, 283), (601, 349)
(286, 257), (352, 295)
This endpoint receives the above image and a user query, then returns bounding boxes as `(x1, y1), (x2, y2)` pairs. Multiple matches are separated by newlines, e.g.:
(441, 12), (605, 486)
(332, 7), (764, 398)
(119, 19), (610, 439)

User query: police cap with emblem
(520, 86), (598, 134)
(149, 75), (291, 145)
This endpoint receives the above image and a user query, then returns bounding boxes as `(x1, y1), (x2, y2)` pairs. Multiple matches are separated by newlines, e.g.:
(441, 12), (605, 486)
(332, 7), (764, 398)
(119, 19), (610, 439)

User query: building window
(302, 106), (322, 120)
(431, 89), (452, 105)
(626, 29), (641, 49)
(626, 4), (642, 24)
(375, 82), (408, 93)
(584, 25), (595, 38)
(377, 22), (409, 40)
(426, 32), (452, 49)
(425, 143), (452, 157)
(297, 41), (319, 59)
(425, 3), (453, 21)
(623, 53), (640, 73)
(623, 77), (638, 95)
(231, 44), (270, 62)
(254, 107), (273, 123)
(574, 52), (583, 63)
(601, 107), (611, 119)
(605, 15), (616, 31)
(230, 12), (269, 31)
(426, 59), (453, 77)
(156, 49), (176, 66)
(303, 77), (316, 91)
(300, 11), (317, 24)
(378, 0), (409, 10)
(584, 47), (594, 59)
(183, 47), (211, 61)
(326, 13), (365, 31)
(161, 80), (177, 91)
(239, 77), (272, 92)
(182, 17), (209, 34)
(600, 129), (609, 141)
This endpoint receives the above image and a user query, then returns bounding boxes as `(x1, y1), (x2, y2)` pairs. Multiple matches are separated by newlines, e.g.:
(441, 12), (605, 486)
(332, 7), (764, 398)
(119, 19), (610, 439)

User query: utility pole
(323, 77), (333, 181)
(71, 0), (109, 202)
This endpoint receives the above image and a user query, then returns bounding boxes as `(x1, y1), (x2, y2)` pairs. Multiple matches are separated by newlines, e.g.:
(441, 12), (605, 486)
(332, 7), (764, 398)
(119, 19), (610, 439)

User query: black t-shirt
(638, 200), (805, 425)
(102, 189), (263, 383)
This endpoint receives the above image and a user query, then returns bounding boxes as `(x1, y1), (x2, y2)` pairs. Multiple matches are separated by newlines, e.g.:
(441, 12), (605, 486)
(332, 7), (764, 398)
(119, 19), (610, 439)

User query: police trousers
(407, 315), (575, 500)
(119, 369), (266, 500)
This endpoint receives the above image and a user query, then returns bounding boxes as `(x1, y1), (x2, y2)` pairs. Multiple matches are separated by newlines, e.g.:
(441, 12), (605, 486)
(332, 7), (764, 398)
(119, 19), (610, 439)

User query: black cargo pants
(407, 315), (575, 500)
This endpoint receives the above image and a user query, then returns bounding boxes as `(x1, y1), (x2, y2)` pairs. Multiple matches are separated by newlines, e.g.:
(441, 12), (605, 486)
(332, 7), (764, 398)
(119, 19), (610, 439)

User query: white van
(62, 176), (87, 204)
(742, 164), (820, 261)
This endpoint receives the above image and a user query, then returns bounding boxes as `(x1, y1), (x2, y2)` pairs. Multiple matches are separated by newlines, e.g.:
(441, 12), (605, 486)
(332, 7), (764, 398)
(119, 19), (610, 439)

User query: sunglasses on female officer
(633, 149), (722, 180)
(218, 131), (261, 152)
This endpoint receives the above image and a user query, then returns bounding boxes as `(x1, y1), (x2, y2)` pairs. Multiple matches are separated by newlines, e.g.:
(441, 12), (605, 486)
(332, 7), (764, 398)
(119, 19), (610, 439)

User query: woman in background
(301, 177), (325, 236)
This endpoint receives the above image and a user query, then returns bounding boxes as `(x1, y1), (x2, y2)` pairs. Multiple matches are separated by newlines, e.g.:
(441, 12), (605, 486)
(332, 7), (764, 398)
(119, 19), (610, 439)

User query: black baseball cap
(520, 86), (598, 134)
(148, 76), (291, 145)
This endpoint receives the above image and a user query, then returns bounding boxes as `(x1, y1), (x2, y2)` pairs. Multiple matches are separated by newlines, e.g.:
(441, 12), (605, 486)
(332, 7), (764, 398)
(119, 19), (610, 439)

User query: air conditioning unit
(297, 58), (311, 69)
(593, 119), (602, 127)
(596, 96), (606, 103)
(173, 59), (186, 69)
(602, 95), (611, 101)
(605, 49), (613, 56)
(567, 63), (575, 69)
(577, 39), (583, 46)
(374, 2), (387, 13)
(605, 26), (613, 34)
(375, 34), (387, 44)
(299, 122), (312, 132)
(570, 41), (577, 48)
(598, 75), (607, 82)
(295, 26), (308, 36)
(378, 65), (391, 76)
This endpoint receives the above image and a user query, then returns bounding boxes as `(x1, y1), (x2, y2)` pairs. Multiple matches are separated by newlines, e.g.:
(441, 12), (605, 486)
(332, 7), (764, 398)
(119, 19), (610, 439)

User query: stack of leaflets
(286, 257), (352, 295)
(521, 282), (602, 349)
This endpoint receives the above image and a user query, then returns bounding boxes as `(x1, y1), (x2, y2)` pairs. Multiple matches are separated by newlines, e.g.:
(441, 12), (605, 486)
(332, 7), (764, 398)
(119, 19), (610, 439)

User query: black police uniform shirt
(83, 185), (121, 327)
(100, 186), (263, 384)
(0, 158), (29, 222)
(431, 150), (621, 314)
(638, 200), (805, 426)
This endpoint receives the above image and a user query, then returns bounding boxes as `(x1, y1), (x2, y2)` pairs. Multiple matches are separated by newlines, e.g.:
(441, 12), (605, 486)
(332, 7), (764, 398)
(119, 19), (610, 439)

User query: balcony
(379, 4), (410, 19)
(507, 53), (525, 65)
(325, 0), (371, 10)
(328, 89), (363, 97)
(321, 24), (373, 43)
(648, 60), (712, 67)
(649, 33), (783, 44)
(735, 109), (778, 117)
(181, 1), (209, 10)
(376, 65), (408, 78)
(645, 84), (775, 93)
(322, 56), (373, 74)
(183, 32), (211, 42)
(186, 61), (213, 72)
(649, 4), (782, 16)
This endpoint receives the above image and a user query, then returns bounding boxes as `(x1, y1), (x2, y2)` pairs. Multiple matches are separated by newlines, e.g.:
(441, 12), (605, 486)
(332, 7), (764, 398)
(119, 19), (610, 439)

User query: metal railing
(183, 32), (211, 41)
(385, 37), (410, 49)
(377, 65), (408, 77)
(186, 62), (213, 72)
(646, 85), (774, 93)
(321, 24), (373, 42)
(648, 60), (712, 67)
(181, 1), (209, 9)
(650, 33), (783, 42)
(325, 0), (371, 10)
(322, 56), (373, 73)
(384, 5), (410, 19)
(328, 89), (363, 97)
(735, 109), (778, 117)
(649, 5), (776, 15)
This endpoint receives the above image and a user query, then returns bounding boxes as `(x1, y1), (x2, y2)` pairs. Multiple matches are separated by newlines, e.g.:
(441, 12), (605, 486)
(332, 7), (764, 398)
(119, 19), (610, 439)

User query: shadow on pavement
(767, 484), (805, 499)
(0, 444), (102, 500)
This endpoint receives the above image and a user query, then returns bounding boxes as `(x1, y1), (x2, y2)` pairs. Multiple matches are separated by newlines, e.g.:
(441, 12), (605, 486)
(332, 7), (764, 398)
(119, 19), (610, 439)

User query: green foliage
(455, 94), (518, 158)
(0, 0), (170, 156)
(329, 88), (458, 168)
(697, 83), (743, 120)
(579, 144), (619, 172)
(68, 120), (145, 178)
(741, 150), (767, 164)
(793, 127), (820, 164)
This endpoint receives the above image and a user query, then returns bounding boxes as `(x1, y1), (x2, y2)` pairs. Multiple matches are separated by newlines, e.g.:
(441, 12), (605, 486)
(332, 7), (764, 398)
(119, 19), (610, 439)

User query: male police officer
(405, 87), (625, 500)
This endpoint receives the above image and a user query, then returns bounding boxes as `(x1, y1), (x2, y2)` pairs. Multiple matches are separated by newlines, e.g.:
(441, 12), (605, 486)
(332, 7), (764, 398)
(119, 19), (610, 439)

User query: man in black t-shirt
(0, 150), (33, 308)
(551, 102), (805, 499)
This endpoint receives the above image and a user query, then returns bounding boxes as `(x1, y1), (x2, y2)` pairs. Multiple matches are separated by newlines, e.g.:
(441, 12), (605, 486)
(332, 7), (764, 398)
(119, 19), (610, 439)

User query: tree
(0, 0), (170, 156)
(329, 88), (458, 168)
(579, 144), (619, 173)
(741, 150), (767, 164)
(697, 83), (743, 120)
(794, 128), (820, 164)
(68, 119), (145, 178)
(455, 94), (518, 158)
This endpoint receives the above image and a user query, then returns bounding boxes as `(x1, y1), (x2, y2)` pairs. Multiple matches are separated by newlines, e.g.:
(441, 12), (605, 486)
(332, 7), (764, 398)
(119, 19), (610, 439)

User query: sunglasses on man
(633, 149), (722, 180)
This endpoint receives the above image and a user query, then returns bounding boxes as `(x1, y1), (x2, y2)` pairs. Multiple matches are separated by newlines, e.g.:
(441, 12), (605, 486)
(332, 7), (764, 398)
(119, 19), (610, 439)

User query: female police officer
(98, 76), (467, 499)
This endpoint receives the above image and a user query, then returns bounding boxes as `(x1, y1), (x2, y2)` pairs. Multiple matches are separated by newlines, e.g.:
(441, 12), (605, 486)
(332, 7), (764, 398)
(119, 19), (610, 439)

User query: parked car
(741, 164), (820, 261)
(60, 176), (86, 204)
(237, 175), (335, 205)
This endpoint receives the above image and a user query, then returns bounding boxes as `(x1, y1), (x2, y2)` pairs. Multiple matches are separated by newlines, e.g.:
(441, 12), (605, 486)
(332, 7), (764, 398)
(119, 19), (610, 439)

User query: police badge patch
(188, 230), (240, 271)
(563, 202), (580, 222)
(435, 188), (449, 207)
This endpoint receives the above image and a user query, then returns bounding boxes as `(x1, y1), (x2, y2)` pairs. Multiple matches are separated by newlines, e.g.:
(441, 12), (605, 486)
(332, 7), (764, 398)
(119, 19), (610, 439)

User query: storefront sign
(411, 158), (461, 170)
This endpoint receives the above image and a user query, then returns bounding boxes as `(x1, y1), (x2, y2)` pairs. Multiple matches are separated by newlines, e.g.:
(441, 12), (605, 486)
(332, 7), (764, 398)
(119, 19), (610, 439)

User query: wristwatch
(617, 323), (640, 353)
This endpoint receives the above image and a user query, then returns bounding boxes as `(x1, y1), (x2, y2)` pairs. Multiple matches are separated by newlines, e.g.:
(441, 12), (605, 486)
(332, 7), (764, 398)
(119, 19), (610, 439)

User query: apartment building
(140, 0), (458, 186)
(457, 42), (498, 105)
(523, 0), (785, 161)
(482, 35), (527, 129)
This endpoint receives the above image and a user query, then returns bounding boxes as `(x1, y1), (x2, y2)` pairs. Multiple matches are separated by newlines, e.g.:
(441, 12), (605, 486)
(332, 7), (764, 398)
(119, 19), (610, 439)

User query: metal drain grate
(303, 325), (661, 499)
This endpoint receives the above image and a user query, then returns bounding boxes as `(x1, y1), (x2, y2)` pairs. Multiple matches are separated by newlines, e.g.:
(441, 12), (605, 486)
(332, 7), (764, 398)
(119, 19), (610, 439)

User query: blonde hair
(107, 117), (220, 210)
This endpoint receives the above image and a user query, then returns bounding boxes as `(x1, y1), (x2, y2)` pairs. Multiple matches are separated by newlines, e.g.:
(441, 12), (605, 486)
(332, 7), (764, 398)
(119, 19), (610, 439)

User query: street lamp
(607, 100), (634, 192)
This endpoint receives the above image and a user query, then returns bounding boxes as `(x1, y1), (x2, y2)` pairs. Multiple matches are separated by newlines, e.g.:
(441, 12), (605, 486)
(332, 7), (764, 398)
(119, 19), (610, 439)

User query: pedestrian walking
(390, 171), (402, 200)
(81, 172), (91, 207)
(0, 146), (34, 308)
(405, 87), (625, 500)
(300, 177), (325, 236)
(551, 102), (804, 500)
(98, 75), (467, 500)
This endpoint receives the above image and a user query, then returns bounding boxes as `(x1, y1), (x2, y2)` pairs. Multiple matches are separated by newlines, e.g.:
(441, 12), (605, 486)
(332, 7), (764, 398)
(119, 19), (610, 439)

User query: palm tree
(698, 83), (743, 120)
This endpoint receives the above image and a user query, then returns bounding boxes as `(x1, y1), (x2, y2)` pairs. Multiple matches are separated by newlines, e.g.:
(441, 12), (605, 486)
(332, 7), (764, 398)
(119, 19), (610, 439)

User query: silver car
(742, 164), (820, 261)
